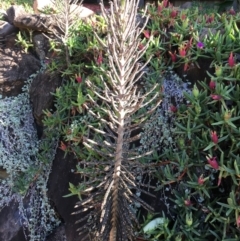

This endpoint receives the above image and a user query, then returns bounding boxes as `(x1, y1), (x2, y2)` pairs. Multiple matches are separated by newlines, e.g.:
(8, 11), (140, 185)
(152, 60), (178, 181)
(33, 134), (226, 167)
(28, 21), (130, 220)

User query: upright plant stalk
(50, 0), (81, 67)
(73, 0), (161, 240)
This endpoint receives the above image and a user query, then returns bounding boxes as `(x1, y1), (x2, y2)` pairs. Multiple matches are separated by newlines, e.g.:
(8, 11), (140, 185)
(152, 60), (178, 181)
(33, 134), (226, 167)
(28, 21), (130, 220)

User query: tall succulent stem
(74, 0), (161, 240)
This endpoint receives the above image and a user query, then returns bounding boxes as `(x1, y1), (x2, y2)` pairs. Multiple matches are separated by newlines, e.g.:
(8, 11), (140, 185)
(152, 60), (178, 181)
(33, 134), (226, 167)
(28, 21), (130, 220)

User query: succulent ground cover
(41, 1), (240, 240)
(42, 0), (240, 240)
(2, 0), (240, 240)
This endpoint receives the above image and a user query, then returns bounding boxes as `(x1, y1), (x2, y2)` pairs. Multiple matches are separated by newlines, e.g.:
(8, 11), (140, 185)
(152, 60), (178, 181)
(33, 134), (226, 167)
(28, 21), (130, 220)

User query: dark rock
(0, 48), (41, 97)
(138, 0), (145, 8)
(0, 21), (18, 39)
(0, 199), (27, 241)
(13, 8), (94, 34)
(180, 1), (192, 9)
(32, 33), (51, 60)
(233, 0), (239, 12)
(13, 14), (55, 32)
(136, 13), (148, 28)
(45, 224), (67, 241)
(4, 33), (17, 48)
(6, 5), (26, 25)
(47, 150), (84, 241)
(29, 71), (62, 126)
(175, 57), (214, 88)
(199, 27), (217, 42)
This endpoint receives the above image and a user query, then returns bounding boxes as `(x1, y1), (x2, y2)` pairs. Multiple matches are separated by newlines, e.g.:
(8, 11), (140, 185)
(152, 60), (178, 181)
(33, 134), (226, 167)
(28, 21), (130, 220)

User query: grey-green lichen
(0, 62), (60, 240)
(139, 68), (191, 155)
(0, 92), (39, 176)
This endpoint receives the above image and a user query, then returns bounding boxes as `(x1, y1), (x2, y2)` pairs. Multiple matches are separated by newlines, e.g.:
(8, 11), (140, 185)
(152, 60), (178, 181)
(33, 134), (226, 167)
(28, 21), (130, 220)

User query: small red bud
(181, 13), (186, 20)
(198, 175), (205, 185)
(210, 131), (218, 144)
(206, 14), (214, 24)
(179, 45), (187, 57)
(209, 80), (216, 90)
(143, 30), (150, 39)
(169, 51), (177, 62)
(206, 156), (219, 170)
(59, 141), (67, 151)
(170, 10), (178, 18)
(184, 199), (192, 206)
(97, 53), (103, 65)
(75, 75), (82, 83)
(158, 5), (163, 13)
(236, 216), (240, 227)
(163, 0), (168, 8)
(229, 8), (236, 15)
(138, 43), (145, 50)
(228, 52), (235, 67)
(210, 94), (221, 101)
(170, 105), (177, 113)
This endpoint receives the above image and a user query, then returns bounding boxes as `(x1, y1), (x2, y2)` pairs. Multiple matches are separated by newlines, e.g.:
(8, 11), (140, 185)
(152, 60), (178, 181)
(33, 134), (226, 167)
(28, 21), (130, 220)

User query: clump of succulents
(139, 1), (240, 240)
(41, 0), (240, 240)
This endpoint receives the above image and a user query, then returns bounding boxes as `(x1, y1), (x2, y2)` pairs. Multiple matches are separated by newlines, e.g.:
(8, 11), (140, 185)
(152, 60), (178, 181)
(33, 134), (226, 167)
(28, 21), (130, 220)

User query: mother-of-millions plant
(72, 0), (161, 240)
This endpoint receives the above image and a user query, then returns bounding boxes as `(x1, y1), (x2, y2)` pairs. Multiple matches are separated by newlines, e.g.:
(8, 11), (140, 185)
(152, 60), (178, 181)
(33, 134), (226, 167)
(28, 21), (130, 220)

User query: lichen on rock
(139, 68), (191, 156)
(0, 64), (60, 241)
